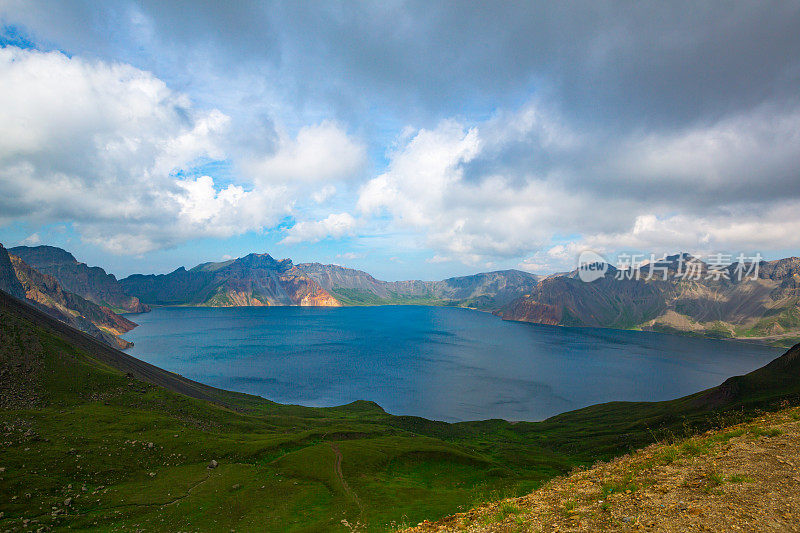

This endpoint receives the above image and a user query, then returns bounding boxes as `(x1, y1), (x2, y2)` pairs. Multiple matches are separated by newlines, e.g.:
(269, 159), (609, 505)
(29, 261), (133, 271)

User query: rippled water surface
(123, 305), (781, 422)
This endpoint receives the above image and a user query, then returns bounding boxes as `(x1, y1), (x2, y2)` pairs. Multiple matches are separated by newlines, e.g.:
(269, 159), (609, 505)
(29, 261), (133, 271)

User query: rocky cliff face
(498, 297), (561, 326)
(0, 244), (25, 300)
(121, 253), (340, 307)
(4, 251), (136, 349)
(9, 245), (150, 313)
(298, 262), (401, 298)
(297, 263), (541, 309)
(434, 269), (544, 308)
(497, 255), (800, 344)
(497, 274), (672, 328)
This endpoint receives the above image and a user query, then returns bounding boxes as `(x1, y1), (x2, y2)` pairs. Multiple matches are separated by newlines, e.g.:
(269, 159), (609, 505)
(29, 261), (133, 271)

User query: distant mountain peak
(663, 252), (701, 263)
(297, 263), (543, 309)
(121, 251), (338, 307)
(8, 245), (78, 266)
(236, 252), (287, 269)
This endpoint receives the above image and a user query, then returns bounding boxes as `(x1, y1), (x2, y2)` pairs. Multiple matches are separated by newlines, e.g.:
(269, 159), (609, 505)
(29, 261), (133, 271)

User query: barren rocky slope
(498, 255), (800, 346)
(0, 244), (135, 349)
(0, 244), (25, 300)
(299, 263), (542, 309)
(121, 253), (339, 307)
(9, 245), (149, 313)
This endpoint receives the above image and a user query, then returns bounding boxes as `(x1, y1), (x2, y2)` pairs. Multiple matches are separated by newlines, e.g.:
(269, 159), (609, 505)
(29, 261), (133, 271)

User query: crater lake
(123, 305), (781, 422)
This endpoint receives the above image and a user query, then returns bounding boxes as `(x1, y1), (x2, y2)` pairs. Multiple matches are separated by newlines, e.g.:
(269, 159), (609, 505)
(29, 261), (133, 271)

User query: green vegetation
(205, 287), (236, 306)
(0, 294), (572, 532)
(680, 439), (712, 456)
(1, 290), (800, 531)
(560, 499), (578, 517)
(704, 321), (735, 338)
(600, 478), (638, 498)
(741, 305), (800, 337)
(659, 445), (679, 464)
(329, 288), (447, 307)
(749, 426), (783, 438)
(767, 336), (800, 348)
(704, 470), (725, 493)
(480, 501), (522, 524)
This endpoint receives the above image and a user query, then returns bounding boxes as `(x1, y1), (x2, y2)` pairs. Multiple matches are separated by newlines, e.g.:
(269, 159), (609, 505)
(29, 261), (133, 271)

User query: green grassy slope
(1, 289), (800, 531)
(328, 288), (447, 307)
(0, 291), (572, 531)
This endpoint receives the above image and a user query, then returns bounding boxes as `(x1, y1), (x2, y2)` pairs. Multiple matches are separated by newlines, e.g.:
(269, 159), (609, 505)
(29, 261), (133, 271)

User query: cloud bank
(0, 46), (365, 254)
(1, 2), (799, 275)
(357, 100), (800, 268)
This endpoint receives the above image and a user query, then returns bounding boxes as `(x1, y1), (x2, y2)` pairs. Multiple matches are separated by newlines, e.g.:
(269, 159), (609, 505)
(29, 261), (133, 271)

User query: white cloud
(2, 30), (799, 272)
(19, 233), (41, 245)
(356, 98), (800, 268)
(242, 121), (366, 184)
(516, 260), (547, 273)
(575, 205), (800, 256)
(0, 47), (300, 253)
(335, 252), (364, 261)
(312, 185), (337, 204)
(358, 120), (481, 226)
(357, 117), (586, 261)
(604, 104), (800, 204)
(517, 244), (592, 273)
(280, 212), (357, 244)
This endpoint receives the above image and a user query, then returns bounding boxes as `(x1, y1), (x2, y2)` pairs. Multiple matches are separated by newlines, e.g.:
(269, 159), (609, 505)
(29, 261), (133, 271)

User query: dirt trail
(406, 406), (800, 532)
(331, 442), (363, 514)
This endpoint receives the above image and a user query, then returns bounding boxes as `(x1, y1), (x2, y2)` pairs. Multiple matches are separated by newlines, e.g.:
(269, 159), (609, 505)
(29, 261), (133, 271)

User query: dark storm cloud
(4, 1), (799, 131)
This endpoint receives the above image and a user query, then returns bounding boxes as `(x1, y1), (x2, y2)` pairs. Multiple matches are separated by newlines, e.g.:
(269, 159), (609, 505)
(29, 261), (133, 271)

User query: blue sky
(0, 2), (799, 280)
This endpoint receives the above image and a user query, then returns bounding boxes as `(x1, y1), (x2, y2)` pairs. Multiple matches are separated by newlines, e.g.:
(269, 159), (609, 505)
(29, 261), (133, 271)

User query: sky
(0, 1), (799, 280)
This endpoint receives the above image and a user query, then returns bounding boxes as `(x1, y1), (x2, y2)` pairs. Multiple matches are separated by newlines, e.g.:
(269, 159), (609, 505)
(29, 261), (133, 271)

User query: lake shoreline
(122, 305), (781, 423)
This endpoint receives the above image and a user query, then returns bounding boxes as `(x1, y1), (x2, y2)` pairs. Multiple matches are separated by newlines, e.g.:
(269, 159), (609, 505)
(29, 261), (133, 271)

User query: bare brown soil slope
(407, 405), (800, 532)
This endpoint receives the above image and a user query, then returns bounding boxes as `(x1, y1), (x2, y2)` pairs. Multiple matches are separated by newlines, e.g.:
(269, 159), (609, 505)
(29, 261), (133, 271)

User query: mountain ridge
(497, 255), (800, 346)
(297, 262), (543, 309)
(8, 243), (800, 345)
(9, 245), (150, 313)
(0, 244), (135, 349)
(120, 252), (340, 307)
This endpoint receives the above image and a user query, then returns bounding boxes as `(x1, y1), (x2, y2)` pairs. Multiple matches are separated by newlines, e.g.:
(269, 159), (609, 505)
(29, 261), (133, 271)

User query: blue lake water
(122, 305), (781, 422)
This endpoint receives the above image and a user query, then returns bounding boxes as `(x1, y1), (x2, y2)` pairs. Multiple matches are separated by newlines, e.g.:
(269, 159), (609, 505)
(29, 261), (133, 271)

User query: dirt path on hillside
(407, 407), (800, 532)
(331, 443), (363, 515)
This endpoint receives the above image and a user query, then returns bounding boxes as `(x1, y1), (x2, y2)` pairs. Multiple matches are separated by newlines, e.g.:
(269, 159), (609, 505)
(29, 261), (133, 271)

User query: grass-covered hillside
(1, 288), (799, 531)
